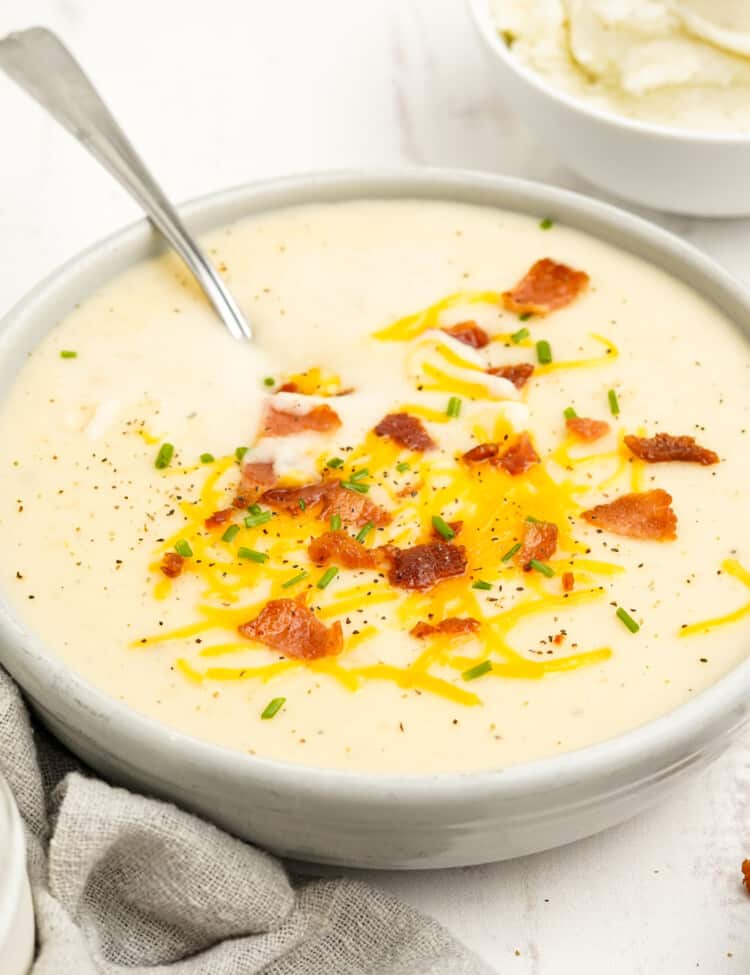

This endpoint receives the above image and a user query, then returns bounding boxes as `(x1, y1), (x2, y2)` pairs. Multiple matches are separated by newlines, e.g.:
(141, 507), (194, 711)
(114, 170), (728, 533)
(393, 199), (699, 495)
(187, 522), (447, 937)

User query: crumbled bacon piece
(384, 541), (467, 591)
(462, 442), (500, 463)
(441, 321), (490, 349)
(487, 362), (535, 389)
(496, 433), (539, 476)
(234, 461), (277, 508)
(581, 489), (677, 541)
(502, 258), (589, 315)
(204, 507), (234, 530)
(261, 481), (391, 527)
(262, 403), (341, 437)
(742, 860), (750, 893)
(562, 571), (575, 593)
(432, 519), (463, 540)
(566, 417), (610, 442)
(552, 631), (565, 646)
(308, 530), (383, 569)
(410, 617), (480, 639)
(374, 413), (436, 452)
(517, 519), (558, 568)
(624, 433), (719, 466)
(260, 481), (330, 514)
(277, 381), (299, 393)
(160, 553), (184, 579)
(238, 596), (343, 660)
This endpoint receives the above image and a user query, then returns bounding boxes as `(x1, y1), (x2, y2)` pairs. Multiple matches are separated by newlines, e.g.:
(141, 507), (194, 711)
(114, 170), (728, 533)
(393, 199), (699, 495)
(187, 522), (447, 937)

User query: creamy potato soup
(2, 200), (750, 773)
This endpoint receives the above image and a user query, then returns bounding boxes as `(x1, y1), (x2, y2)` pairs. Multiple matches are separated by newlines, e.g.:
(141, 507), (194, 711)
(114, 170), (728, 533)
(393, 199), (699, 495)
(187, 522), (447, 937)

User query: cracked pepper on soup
(2, 200), (750, 772)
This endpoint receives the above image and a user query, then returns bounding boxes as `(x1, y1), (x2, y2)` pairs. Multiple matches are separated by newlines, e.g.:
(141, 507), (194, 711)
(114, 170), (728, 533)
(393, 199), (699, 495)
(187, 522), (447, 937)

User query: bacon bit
(624, 433), (719, 466)
(397, 480), (423, 498)
(486, 362), (535, 389)
(502, 258), (589, 315)
(432, 519), (463, 540)
(308, 530), (384, 569)
(261, 481), (391, 527)
(552, 631), (565, 646)
(261, 481), (331, 514)
(410, 617), (480, 639)
(462, 442), (500, 464)
(262, 403), (341, 437)
(160, 553), (184, 579)
(496, 433), (540, 476)
(384, 541), (467, 591)
(562, 571), (575, 593)
(238, 595), (343, 660)
(517, 519), (558, 568)
(566, 417), (610, 442)
(742, 860), (750, 893)
(581, 489), (677, 541)
(204, 507), (234, 530)
(441, 321), (490, 349)
(277, 381), (299, 393)
(234, 461), (277, 508)
(374, 413), (436, 452)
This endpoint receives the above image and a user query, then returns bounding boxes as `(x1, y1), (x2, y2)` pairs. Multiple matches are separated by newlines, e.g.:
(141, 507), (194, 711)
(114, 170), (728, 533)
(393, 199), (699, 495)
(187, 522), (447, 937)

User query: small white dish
(467, 0), (750, 217)
(0, 776), (34, 975)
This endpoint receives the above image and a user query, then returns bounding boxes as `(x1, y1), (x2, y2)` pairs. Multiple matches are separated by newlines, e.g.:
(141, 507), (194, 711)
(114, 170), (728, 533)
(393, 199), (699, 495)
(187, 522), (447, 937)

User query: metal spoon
(0, 27), (253, 342)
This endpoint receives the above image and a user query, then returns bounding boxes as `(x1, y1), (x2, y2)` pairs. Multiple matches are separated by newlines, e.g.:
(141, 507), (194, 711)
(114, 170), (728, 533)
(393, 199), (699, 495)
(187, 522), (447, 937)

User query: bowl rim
(1, 166), (750, 802)
(467, 0), (750, 146)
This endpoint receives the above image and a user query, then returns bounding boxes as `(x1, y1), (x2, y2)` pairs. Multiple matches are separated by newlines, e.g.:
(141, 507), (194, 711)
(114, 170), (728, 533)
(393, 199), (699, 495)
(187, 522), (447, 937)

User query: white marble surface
(1, 1), (749, 971)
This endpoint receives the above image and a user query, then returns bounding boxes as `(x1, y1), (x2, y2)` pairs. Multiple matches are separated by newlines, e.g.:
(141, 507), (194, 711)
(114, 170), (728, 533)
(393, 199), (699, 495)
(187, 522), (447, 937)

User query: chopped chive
(316, 566), (339, 589)
(238, 547), (268, 563)
(174, 539), (192, 558)
(326, 457), (344, 469)
(199, 452), (215, 464)
(244, 511), (273, 529)
(463, 660), (492, 681)
(511, 326), (530, 344)
(350, 468), (369, 482)
(563, 406), (577, 420)
(263, 377), (275, 387)
(608, 389), (620, 416)
(298, 498), (307, 510)
(616, 606), (640, 633)
(235, 446), (248, 462)
(539, 217), (554, 230)
(282, 570), (308, 589)
(472, 580), (492, 591)
(396, 461), (411, 473)
(261, 696), (286, 720)
(248, 503), (262, 515)
(526, 515), (540, 523)
(432, 515), (456, 541)
(341, 480), (370, 494)
(221, 524), (240, 543)
(519, 312), (533, 322)
(330, 513), (342, 531)
(155, 443), (174, 469)
(529, 559), (555, 578)
(356, 522), (374, 544)
(536, 339), (552, 365)
(501, 541), (521, 562)
(60, 349), (77, 359)
(446, 396), (462, 418)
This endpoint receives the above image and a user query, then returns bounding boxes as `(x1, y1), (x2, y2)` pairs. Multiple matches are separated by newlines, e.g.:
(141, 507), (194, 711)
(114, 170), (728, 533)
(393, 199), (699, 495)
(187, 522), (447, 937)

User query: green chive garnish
(472, 580), (492, 591)
(174, 539), (192, 558)
(519, 312), (533, 322)
(511, 326), (530, 344)
(356, 522), (374, 544)
(526, 515), (540, 523)
(282, 570), (308, 589)
(396, 461), (411, 473)
(238, 547), (268, 563)
(60, 349), (77, 359)
(463, 660), (492, 681)
(244, 511), (273, 529)
(261, 696), (286, 719)
(298, 498), (307, 510)
(539, 217), (554, 230)
(529, 559), (555, 578)
(221, 524), (240, 543)
(616, 607), (639, 633)
(235, 446), (248, 462)
(536, 340), (552, 365)
(350, 468), (369, 482)
(155, 443), (174, 469)
(446, 396), (462, 418)
(200, 452), (215, 464)
(341, 481), (370, 493)
(563, 407), (577, 420)
(316, 566), (339, 589)
(501, 541), (521, 562)
(263, 377), (275, 387)
(330, 513), (342, 531)
(432, 515), (455, 541)
(248, 503), (262, 515)
(608, 389), (620, 416)
(326, 457), (344, 469)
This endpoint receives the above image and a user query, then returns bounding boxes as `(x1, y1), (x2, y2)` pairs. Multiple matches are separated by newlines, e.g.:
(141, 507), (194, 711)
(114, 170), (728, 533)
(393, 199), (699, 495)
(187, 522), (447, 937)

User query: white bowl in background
(0, 776), (34, 974)
(468, 0), (750, 218)
(1, 170), (750, 869)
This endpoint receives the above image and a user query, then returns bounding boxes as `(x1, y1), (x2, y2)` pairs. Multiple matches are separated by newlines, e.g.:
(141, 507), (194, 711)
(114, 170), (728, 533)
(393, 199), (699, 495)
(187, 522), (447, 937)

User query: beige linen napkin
(0, 668), (493, 975)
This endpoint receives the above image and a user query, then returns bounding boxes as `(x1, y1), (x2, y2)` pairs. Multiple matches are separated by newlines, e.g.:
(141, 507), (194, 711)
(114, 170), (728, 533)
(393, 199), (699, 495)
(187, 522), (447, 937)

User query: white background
(1, 2), (749, 971)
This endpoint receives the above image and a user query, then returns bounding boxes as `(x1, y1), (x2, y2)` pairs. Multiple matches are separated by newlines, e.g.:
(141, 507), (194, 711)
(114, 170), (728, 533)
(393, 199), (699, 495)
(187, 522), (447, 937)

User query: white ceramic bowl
(468, 0), (750, 217)
(0, 776), (34, 974)
(2, 170), (750, 869)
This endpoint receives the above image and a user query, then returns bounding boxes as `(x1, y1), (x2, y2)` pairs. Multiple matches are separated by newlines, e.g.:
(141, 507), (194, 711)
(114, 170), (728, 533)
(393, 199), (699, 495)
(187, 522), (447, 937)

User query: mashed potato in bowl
(1, 197), (750, 776)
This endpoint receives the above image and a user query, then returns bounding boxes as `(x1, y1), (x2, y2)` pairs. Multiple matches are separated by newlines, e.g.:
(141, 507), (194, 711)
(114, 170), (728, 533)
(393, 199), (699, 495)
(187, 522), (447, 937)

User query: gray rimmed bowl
(1, 170), (750, 869)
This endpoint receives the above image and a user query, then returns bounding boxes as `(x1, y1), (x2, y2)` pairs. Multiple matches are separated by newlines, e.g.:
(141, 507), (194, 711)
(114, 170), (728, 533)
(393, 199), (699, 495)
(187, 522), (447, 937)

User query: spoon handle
(0, 27), (253, 342)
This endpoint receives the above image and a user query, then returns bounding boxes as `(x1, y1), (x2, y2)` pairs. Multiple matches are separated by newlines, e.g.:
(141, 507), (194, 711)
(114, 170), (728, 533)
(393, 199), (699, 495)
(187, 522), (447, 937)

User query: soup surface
(2, 199), (750, 773)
